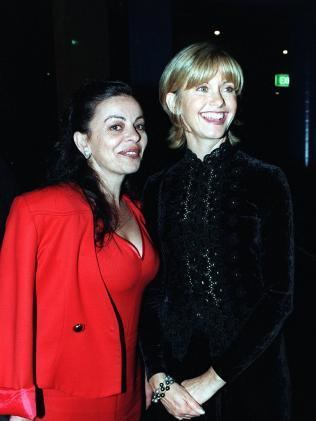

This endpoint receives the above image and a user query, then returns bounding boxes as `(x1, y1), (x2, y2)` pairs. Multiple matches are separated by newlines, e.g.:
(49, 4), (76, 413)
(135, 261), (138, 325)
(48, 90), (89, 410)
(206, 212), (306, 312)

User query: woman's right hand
(9, 416), (32, 421)
(149, 373), (205, 419)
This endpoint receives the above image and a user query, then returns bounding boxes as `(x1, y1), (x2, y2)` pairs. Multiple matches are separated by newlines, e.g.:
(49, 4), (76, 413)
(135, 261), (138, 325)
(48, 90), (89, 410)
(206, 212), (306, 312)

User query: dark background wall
(0, 0), (315, 419)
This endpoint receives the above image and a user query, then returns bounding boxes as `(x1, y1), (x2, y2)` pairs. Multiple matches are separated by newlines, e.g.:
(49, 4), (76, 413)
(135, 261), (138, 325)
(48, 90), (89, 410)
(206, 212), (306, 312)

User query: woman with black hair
(0, 80), (159, 421)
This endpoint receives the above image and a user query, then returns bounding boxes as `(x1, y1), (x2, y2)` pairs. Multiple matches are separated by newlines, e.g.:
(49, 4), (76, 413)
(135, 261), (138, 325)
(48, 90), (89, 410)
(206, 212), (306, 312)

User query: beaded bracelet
(152, 374), (175, 403)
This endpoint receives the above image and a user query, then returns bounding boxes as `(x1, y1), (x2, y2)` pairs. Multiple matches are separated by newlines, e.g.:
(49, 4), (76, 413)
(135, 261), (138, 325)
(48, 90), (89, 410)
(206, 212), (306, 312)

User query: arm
(0, 197), (37, 420)
(141, 277), (205, 417)
(181, 367), (226, 405)
(141, 286), (205, 417)
(139, 174), (168, 379)
(211, 167), (294, 381)
(140, 176), (204, 417)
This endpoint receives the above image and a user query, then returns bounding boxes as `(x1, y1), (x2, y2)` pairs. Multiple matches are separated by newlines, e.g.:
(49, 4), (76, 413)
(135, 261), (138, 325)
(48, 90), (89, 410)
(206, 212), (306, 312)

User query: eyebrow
(104, 115), (144, 123)
(104, 115), (126, 123)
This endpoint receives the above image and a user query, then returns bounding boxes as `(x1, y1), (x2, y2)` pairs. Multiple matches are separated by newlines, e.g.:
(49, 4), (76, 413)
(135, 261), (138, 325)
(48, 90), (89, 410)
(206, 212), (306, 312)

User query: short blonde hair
(159, 42), (244, 149)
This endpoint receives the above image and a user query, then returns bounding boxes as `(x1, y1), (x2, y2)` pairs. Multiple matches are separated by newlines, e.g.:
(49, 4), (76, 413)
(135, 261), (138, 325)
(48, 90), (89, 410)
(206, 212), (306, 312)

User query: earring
(83, 147), (92, 160)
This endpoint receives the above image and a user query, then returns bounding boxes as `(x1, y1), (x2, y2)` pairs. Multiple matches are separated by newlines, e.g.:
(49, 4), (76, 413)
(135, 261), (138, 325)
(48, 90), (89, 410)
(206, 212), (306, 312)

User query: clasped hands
(147, 367), (226, 420)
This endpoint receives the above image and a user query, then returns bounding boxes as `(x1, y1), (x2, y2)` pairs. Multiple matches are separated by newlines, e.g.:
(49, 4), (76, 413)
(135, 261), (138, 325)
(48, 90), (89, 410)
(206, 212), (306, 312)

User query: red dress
(39, 196), (159, 421)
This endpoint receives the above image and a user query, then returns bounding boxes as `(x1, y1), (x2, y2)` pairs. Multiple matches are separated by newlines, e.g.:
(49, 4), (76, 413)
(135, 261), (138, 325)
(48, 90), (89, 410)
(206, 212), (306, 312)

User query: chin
(124, 163), (141, 175)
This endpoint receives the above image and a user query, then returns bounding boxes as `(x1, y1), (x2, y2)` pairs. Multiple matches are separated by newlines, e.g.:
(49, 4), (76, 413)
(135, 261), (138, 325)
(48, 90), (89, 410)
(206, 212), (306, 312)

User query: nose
(128, 125), (141, 143)
(208, 89), (224, 107)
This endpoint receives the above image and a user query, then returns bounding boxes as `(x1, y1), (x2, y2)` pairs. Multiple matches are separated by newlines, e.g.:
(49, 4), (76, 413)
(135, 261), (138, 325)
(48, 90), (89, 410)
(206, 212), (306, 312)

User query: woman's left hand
(181, 366), (226, 405)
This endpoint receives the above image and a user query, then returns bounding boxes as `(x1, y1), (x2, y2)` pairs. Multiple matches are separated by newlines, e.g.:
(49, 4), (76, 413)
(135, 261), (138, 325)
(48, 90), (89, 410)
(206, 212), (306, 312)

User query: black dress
(140, 142), (294, 421)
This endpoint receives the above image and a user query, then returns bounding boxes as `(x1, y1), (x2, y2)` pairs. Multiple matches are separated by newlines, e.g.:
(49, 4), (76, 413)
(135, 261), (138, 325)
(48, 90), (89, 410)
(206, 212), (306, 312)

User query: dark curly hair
(48, 79), (135, 246)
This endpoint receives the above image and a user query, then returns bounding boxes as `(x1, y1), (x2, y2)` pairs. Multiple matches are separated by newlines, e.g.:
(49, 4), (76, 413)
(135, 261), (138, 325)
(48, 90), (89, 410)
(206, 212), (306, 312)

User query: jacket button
(233, 271), (241, 280)
(232, 166), (242, 176)
(73, 323), (85, 333)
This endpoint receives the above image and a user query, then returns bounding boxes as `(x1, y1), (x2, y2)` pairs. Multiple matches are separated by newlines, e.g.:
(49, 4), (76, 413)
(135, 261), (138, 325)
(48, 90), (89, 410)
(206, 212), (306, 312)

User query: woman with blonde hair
(140, 42), (294, 421)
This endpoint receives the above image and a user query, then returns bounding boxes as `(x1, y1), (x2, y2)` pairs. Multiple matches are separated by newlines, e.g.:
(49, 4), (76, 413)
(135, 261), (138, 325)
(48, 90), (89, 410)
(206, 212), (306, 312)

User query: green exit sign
(274, 74), (290, 87)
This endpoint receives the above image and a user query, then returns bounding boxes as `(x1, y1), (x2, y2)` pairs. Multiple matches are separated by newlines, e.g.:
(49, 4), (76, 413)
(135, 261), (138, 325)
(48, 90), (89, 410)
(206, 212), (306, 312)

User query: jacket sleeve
(139, 175), (168, 380)
(212, 167), (294, 382)
(0, 196), (37, 419)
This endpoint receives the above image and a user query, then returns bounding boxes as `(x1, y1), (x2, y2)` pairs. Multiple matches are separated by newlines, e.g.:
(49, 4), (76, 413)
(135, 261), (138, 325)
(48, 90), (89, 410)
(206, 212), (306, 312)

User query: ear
(166, 92), (177, 114)
(73, 131), (90, 155)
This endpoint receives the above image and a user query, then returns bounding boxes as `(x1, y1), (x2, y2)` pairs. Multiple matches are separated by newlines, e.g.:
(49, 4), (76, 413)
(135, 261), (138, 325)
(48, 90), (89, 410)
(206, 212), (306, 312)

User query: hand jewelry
(152, 374), (175, 403)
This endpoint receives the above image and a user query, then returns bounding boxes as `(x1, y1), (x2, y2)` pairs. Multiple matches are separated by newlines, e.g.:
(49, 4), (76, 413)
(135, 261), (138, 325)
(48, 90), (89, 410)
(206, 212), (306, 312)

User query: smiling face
(165, 71), (238, 157)
(74, 95), (147, 184)
(174, 72), (237, 151)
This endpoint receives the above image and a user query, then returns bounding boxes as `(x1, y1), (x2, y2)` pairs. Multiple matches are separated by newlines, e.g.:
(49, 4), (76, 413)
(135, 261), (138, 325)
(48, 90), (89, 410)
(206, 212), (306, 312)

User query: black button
(232, 167), (242, 176)
(73, 323), (85, 333)
(233, 271), (241, 280)
(226, 198), (239, 210)
(231, 182), (239, 191)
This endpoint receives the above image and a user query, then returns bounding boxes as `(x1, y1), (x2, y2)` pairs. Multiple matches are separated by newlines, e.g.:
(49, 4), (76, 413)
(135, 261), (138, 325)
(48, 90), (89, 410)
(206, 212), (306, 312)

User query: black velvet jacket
(140, 142), (294, 420)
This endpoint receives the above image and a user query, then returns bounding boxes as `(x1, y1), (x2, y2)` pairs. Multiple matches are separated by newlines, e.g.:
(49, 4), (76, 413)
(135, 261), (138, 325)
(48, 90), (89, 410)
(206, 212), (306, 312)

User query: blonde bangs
(184, 55), (243, 94)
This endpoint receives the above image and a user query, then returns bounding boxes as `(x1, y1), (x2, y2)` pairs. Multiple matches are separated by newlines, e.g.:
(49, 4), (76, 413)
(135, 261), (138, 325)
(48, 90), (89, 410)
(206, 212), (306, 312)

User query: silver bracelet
(152, 374), (175, 403)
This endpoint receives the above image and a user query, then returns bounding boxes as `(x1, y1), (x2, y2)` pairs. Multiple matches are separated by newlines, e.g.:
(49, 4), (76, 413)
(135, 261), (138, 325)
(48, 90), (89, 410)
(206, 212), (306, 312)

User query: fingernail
(199, 408), (206, 415)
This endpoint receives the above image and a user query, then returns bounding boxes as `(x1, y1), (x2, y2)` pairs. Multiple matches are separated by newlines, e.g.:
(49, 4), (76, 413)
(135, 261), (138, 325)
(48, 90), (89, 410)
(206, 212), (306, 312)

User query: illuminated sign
(274, 74), (290, 88)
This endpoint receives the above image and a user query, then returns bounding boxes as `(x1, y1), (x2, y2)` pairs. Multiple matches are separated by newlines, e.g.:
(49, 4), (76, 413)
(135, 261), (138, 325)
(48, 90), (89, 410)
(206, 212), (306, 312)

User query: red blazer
(0, 184), (130, 419)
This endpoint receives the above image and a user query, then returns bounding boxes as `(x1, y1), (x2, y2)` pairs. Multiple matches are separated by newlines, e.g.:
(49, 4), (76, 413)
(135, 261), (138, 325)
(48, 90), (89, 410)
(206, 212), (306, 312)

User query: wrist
(206, 367), (226, 390)
(149, 372), (167, 390)
(150, 373), (175, 403)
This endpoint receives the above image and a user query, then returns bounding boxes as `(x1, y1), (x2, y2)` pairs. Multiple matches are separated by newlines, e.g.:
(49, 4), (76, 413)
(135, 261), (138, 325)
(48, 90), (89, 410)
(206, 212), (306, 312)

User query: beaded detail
(163, 143), (235, 305)
(152, 375), (175, 403)
(158, 142), (248, 358)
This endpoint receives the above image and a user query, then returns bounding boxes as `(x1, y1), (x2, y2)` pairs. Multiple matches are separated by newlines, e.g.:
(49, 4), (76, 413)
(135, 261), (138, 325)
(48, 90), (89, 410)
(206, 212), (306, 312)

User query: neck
(90, 162), (125, 207)
(95, 173), (124, 207)
(99, 179), (124, 207)
(186, 137), (226, 160)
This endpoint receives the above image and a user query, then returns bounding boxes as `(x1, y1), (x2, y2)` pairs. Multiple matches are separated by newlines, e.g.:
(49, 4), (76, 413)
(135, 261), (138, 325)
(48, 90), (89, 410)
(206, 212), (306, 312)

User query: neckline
(114, 196), (144, 260)
(184, 140), (236, 165)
